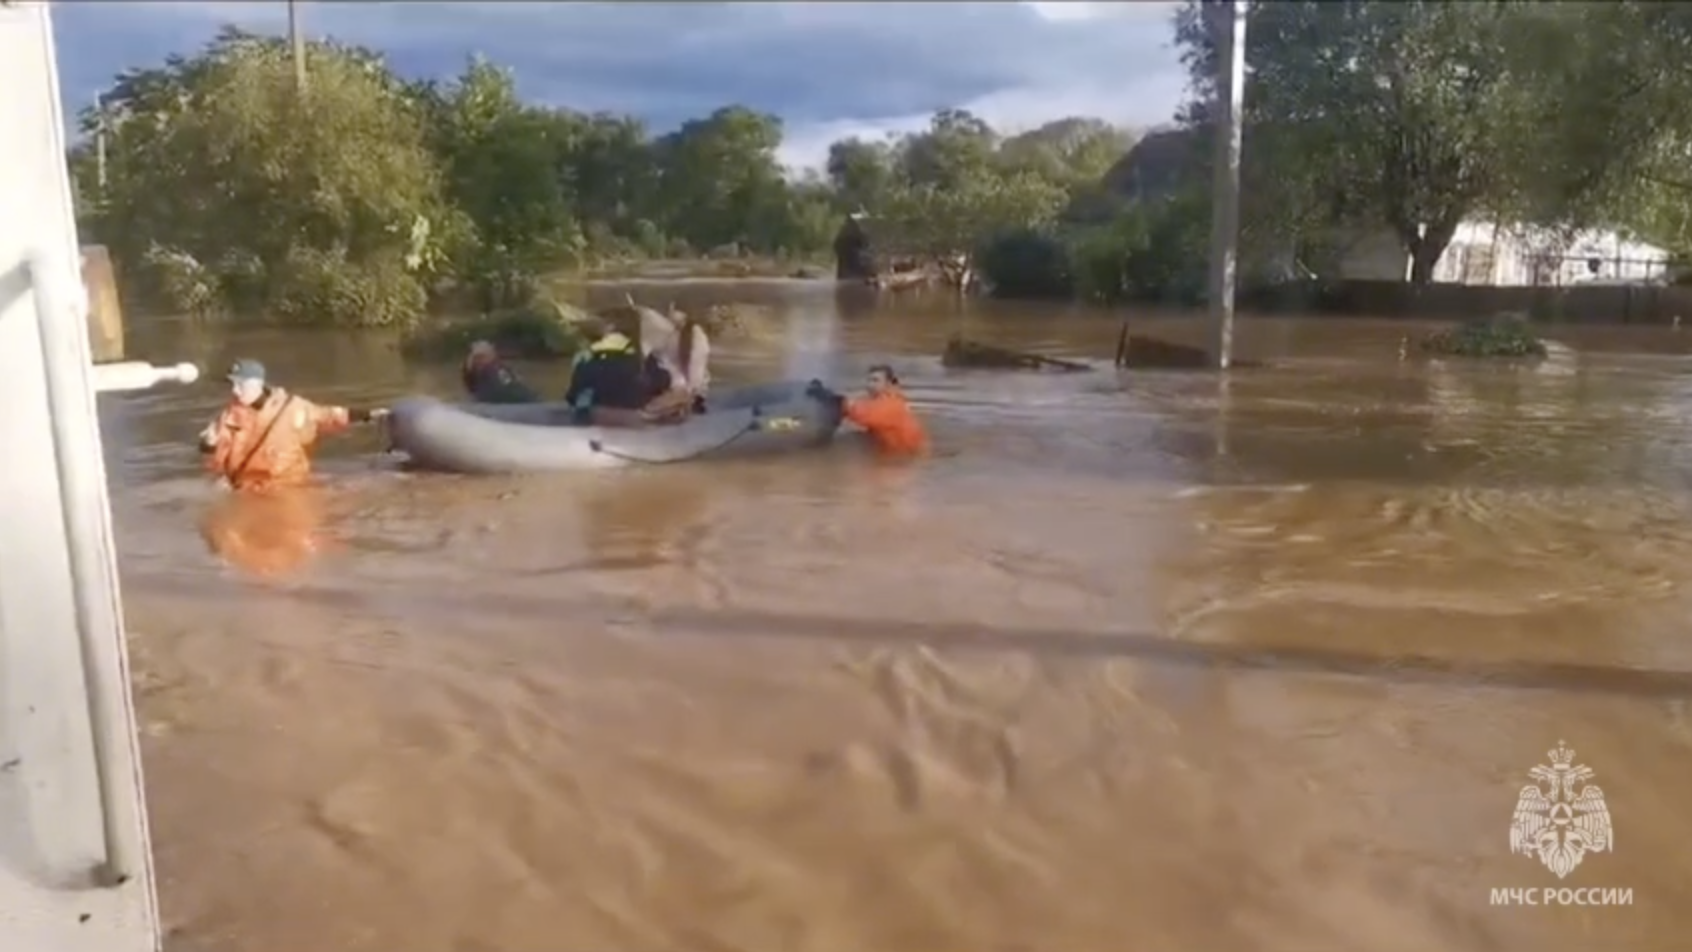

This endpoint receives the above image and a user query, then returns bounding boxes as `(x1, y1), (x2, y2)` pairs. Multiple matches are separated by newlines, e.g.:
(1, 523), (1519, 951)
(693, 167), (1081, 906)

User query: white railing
(27, 251), (197, 892)
(3, 3), (176, 949)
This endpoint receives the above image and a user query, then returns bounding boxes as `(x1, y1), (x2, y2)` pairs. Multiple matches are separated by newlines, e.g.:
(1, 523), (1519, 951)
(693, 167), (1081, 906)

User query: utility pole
(94, 93), (108, 196)
(1205, 0), (1247, 371)
(288, 0), (308, 94)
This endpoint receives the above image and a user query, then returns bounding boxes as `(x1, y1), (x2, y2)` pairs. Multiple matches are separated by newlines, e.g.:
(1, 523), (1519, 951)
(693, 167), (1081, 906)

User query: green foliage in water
(66, 4), (1692, 326)
(976, 228), (1075, 300)
(977, 189), (1209, 305)
(80, 30), (452, 328)
(400, 296), (591, 361)
(1419, 315), (1548, 358)
(69, 33), (1143, 323)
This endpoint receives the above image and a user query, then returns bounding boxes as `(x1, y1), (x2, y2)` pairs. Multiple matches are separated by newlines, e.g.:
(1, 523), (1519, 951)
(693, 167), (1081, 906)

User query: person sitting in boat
(810, 364), (927, 456)
(197, 359), (388, 492)
(565, 322), (653, 427)
(461, 340), (537, 404)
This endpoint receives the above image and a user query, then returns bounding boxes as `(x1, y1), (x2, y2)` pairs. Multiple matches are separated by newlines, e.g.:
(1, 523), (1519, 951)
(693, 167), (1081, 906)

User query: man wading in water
(809, 364), (928, 456)
(195, 359), (389, 577)
(197, 359), (389, 492)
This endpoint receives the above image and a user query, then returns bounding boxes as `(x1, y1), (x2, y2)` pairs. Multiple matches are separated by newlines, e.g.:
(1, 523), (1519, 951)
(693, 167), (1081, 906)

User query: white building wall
(1433, 221), (1671, 287)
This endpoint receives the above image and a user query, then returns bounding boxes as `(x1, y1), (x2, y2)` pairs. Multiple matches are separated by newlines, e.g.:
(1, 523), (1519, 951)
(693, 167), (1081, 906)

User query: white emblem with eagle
(1509, 741), (1612, 879)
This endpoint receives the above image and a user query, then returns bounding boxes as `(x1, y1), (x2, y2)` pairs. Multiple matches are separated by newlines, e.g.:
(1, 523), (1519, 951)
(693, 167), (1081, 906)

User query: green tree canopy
(80, 28), (450, 325)
(69, 7), (1692, 322)
(1172, 0), (1692, 277)
(70, 26), (1150, 321)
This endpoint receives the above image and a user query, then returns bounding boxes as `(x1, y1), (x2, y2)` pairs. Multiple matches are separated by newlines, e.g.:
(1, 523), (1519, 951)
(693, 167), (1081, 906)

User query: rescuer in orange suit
(197, 359), (387, 492)
(836, 364), (927, 455)
(195, 359), (386, 576)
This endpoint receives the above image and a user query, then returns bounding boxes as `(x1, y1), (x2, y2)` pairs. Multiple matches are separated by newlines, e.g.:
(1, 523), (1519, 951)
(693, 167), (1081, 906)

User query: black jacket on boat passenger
(565, 333), (650, 420)
(462, 357), (538, 404)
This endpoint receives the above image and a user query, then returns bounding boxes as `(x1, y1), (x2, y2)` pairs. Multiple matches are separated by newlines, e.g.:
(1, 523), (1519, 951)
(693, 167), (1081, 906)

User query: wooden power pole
(288, 0), (308, 93)
(94, 94), (108, 195)
(1205, 0), (1247, 371)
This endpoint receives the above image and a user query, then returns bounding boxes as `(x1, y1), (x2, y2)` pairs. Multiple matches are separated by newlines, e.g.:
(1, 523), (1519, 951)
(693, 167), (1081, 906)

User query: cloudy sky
(52, 1), (1188, 170)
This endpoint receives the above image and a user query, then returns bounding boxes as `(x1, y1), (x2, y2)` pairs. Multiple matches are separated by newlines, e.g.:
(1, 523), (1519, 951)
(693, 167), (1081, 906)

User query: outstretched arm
(843, 395), (902, 431)
(307, 401), (353, 435)
(305, 401), (383, 435)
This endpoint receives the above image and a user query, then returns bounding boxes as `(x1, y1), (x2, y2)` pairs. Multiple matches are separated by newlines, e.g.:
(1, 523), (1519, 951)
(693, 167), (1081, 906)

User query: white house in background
(1106, 130), (1676, 287)
(1302, 221), (1674, 287)
(1431, 222), (1672, 287)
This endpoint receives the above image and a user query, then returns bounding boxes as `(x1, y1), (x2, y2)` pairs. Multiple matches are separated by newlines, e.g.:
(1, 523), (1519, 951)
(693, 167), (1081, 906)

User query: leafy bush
(85, 31), (450, 326)
(1070, 214), (1150, 303)
(975, 229), (1074, 299)
(267, 247), (428, 328)
(976, 192), (1206, 305)
(70, 32), (1150, 324)
(140, 246), (221, 317)
(1118, 190), (1209, 306)
(1420, 314), (1548, 357)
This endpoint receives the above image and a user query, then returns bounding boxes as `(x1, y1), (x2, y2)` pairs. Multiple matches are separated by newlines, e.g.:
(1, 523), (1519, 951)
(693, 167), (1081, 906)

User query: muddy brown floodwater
(104, 281), (1692, 951)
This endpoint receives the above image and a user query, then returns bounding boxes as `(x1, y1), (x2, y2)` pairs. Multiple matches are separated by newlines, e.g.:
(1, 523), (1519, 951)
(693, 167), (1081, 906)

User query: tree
(1175, 1), (1529, 282)
(79, 28), (450, 326)
(1505, 3), (1692, 255)
(999, 117), (1134, 187)
(823, 109), (1132, 293)
(878, 169), (1068, 279)
(652, 106), (791, 254)
(71, 24), (1151, 320)
(897, 109), (998, 190)
(825, 137), (896, 213)
(999, 117), (1137, 225)
(561, 113), (661, 253)
(418, 57), (583, 307)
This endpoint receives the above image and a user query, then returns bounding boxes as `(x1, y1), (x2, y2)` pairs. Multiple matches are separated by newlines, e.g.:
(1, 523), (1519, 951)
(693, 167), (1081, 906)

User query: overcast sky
(52, 1), (1187, 170)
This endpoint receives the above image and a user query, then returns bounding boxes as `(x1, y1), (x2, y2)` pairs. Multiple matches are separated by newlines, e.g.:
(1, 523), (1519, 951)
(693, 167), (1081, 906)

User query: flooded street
(109, 284), (1692, 951)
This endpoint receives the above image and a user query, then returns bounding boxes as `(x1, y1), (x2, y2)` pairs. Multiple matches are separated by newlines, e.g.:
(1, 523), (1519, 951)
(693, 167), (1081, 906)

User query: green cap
(226, 358), (266, 383)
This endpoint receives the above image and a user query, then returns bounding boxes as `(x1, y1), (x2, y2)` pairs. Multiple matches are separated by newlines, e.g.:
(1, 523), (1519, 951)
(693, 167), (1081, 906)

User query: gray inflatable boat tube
(387, 379), (845, 473)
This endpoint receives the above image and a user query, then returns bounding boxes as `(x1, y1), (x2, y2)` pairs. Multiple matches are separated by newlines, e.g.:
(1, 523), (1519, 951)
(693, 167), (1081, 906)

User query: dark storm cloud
(52, 1), (1184, 167)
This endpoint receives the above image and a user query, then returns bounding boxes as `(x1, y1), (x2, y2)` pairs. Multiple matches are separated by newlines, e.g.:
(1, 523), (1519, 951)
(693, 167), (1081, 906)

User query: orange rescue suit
(202, 387), (352, 492)
(842, 388), (927, 456)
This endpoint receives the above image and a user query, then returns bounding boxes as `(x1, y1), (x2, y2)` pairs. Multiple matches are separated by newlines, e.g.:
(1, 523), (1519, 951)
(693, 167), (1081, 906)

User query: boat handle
(92, 361), (201, 393)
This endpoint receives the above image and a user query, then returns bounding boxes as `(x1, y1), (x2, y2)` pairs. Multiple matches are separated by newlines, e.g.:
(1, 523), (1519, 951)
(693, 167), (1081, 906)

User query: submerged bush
(975, 191), (1206, 306)
(1419, 314), (1548, 358)
(975, 228), (1075, 300)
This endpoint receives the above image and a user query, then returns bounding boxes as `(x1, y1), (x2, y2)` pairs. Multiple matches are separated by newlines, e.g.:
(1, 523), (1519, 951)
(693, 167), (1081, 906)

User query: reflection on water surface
(109, 292), (1692, 951)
